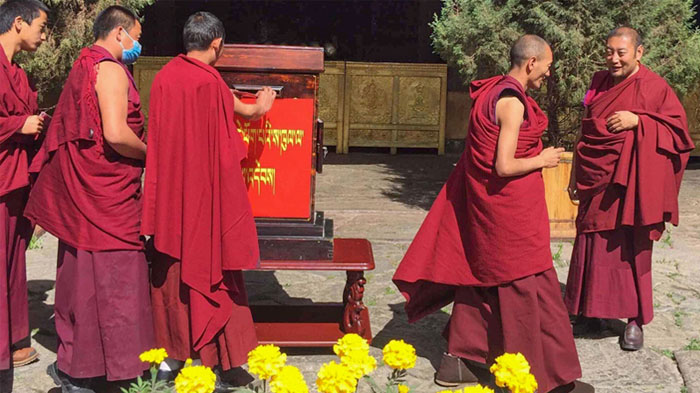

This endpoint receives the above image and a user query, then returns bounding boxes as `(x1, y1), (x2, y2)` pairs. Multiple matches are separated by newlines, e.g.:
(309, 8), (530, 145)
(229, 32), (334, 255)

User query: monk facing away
(0, 0), (47, 389)
(393, 35), (593, 393)
(564, 27), (695, 351)
(141, 11), (275, 392)
(24, 5), (155, 392)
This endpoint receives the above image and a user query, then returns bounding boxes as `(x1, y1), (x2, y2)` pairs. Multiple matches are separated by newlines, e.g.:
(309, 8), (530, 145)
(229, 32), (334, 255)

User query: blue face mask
(119, 29), (142, 65)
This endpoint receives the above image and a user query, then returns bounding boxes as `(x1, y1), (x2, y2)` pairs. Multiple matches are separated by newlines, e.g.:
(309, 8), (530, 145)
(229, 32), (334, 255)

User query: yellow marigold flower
(340, 351), (377, 379)
(270, 365), (309, 393)
(463, 385), (495, 393)
(248, 344), (287, 380)
(398, 384), (410, 393)
(382, 340), (417, 370)
(436, 390), (454, 393)
(316, 361), (358, 393)
(489, 353), (537, 393)
(139, 348), (168, 365)
(174, 359), (216, 393)
(509, 372), (538, 393)
(333, 333), (370, 358)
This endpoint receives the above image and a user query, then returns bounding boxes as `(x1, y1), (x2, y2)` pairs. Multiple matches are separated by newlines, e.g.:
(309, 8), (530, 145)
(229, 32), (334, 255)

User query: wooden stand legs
(342, 271), (371, 340)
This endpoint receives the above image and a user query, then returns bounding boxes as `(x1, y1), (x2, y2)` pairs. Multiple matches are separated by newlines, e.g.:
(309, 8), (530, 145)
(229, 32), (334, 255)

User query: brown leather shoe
(620, 322), (643, 351)
(434, 352), (478, 387)
(12, 347), (39, 367)
(549, 381), (595, 393)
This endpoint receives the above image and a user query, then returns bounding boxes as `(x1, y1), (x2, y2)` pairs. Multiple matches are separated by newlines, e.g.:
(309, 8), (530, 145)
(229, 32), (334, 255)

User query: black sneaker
(46, 362), (96, 393)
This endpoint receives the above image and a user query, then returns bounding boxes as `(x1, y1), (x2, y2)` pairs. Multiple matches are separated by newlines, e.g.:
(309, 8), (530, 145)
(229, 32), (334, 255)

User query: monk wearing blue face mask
(25, 5), (153, 392)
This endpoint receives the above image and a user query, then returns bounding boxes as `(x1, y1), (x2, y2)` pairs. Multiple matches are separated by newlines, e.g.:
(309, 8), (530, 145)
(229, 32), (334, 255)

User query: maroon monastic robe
(0, 43), (38, 371)
(142, 55), (259, 368)
(24, 45), (154, 380)
(393, 76), (581, 392)
(565, 65), (695, 325)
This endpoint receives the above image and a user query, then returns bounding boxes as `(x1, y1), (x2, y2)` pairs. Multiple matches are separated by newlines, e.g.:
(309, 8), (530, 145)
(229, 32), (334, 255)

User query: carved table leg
(342, 271), (371, 339)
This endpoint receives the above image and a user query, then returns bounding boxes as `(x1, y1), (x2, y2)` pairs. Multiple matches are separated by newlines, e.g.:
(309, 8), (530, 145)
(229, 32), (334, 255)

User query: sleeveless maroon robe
(24, 45), (154, 380)
(142, 55), (258, 369)
(393, 76), (581, 392)
(0, 43), (39, 371)
(565, 65), (694, 325)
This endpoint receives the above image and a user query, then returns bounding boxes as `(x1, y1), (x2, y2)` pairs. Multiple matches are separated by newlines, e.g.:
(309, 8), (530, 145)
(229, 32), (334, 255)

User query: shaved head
(510, 34), (550, 68)
(607, 26), (643, 48)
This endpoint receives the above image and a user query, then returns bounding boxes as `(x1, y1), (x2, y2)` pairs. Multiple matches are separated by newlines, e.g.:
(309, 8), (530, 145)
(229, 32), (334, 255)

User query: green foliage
(28, 234), (42, 250)
(431, 0), (700, 148)
(120, 366), (171, 393)
(8, 0), (155, 105)
(685, 338), (700, 350)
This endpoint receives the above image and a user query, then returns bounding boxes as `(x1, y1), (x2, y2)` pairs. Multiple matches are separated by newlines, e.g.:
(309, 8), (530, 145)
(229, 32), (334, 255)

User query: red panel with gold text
(235, 98), (313, 219)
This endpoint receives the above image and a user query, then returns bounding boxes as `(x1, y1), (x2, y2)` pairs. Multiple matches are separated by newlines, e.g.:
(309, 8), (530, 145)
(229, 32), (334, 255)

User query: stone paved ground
(12, 152), (700, 393)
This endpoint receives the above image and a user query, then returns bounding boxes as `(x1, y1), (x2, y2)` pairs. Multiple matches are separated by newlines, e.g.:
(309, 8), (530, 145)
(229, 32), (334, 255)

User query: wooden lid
(215, 44), (324, 73)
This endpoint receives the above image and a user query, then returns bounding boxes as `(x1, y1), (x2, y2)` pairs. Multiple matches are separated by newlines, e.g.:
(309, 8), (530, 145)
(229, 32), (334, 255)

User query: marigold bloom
(333, 333), (370, 358)
(174, 359), (216, 393)
(489, 352), (537, 393)
(398, 384), (410, 393)
(340, 350), (377, 379)
(270, 365), (309, 393)
(382, 340), (417, 370)
(139, 348), (168, 365)
(248, 344), (287, 380)
(463, 385), (495, 393)
(316, 361), (358, 393)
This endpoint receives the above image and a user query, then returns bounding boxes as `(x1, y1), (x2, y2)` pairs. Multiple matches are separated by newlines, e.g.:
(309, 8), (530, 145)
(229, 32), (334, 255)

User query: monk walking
(141, 11), (275, 391)
(0, 0), (47, 389)
(24, 6), (154, 392)
(564, 27), (695, 351)
(393, 35), (593, 393)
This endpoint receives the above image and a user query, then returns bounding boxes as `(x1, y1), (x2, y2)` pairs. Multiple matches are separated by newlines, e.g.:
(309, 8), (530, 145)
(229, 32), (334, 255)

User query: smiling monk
(393, 35), (593, 393)
(564, 27), (695, 351)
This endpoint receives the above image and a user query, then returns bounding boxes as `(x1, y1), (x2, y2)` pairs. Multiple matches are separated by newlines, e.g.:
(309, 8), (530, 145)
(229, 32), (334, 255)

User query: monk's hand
(255, 86), (277, 114)
(20, 115), (44, 135)
(606, 111), (639, 133)
(538, 146), (565, 169)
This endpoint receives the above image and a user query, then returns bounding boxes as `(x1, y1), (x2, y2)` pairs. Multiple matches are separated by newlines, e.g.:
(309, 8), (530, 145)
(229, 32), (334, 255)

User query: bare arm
(95, 62), (146, 160)
(233, 86), (277, 120)
(494, 96), (563, 177)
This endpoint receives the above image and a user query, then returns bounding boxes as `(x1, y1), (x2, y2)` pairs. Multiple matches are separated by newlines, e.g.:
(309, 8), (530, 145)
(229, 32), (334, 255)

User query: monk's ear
(526, 56), (537, 73)
(212, 38), (223, 52)
(13, 16), (24, 32)
(635, 45), (644, 61)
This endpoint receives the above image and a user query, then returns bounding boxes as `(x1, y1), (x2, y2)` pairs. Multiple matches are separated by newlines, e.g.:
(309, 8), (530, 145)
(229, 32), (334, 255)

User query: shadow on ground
(27, 279), (57, 353)
(371, 302), (450, 370)
(324, 151), (459, 210)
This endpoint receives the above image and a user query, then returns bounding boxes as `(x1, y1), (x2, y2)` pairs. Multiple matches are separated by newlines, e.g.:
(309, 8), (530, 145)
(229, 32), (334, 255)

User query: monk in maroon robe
(393, 35), (593, 393)
(564, 27), (694, 351)
(0, 1), (47, 388)
(141, 12), (275, 390)
(24, 6), (154, 392)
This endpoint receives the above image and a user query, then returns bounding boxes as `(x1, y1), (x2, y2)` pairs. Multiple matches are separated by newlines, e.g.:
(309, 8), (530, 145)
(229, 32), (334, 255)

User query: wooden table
(250, 238), (375, 347)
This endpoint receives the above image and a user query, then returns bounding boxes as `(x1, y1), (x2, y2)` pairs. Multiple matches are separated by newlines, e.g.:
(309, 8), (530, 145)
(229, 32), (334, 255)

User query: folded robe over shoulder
(0, 42), (39, 197)
(141, 55), (259, 350)
(24, 45), (145, 251)
(393, 76), (553, 322)
(575, 65), (695, 239)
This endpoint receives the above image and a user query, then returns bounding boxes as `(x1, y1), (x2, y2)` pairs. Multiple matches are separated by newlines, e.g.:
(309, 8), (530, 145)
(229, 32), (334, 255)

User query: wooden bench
(249, 238), (374, 347)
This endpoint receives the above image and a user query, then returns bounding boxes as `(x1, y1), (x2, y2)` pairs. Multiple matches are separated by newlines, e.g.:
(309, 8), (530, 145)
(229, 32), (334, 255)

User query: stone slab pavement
(12, 153), (700, 393)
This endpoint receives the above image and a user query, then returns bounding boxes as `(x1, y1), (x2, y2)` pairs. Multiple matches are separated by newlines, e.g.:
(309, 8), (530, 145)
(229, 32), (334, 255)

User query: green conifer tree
(7, 0), (155, 105)
(431, 0), (700, 148)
